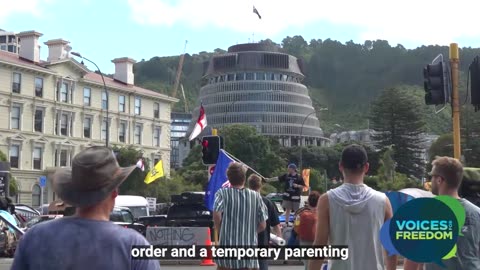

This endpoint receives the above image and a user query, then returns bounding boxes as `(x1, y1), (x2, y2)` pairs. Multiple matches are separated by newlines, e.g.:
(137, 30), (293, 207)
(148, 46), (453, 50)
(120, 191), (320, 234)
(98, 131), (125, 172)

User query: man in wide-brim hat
(11, 146), (160, 270)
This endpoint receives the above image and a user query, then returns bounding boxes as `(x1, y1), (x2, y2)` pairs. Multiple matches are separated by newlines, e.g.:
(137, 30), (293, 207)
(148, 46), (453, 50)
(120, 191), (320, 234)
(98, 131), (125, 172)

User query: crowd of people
(5, 144), (480, 270)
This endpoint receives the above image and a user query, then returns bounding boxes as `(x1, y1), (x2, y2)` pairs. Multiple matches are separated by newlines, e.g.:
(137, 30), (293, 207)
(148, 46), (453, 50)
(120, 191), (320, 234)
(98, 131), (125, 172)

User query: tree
(371, 87), (427, 179)
(178, 145), (208, 189)
(219, 124), (285, 177)
(112, 145), (152, 195)
(0, 150), (18, 197)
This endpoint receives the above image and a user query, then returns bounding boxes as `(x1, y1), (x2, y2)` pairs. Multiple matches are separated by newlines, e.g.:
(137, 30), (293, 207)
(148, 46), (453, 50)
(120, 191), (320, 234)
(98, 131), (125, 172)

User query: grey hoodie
(326, 183), (387, 270)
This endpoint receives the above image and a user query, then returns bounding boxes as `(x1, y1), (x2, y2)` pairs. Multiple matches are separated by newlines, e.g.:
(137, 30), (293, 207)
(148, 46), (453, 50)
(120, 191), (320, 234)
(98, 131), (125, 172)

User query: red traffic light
(202, 140), (209, 148)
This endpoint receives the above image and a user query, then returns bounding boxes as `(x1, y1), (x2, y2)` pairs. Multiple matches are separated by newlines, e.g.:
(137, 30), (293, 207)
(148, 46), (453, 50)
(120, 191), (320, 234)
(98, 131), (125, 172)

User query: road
(0, 259), (405, 269)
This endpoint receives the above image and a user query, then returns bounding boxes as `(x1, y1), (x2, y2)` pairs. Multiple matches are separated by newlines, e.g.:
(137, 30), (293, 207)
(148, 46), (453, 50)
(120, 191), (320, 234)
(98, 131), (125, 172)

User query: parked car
(110, 206), (146, 236)
(14, 204), (40, 223)
(137, 215), (167, 228)
(166, 192), (213, 240)
(24, 215), (63, 231)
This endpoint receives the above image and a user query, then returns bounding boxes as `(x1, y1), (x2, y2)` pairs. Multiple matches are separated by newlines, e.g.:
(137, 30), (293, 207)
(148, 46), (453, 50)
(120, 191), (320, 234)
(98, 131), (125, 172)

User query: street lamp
(299, 108), (327, 170)
(71, 52), (109, 148)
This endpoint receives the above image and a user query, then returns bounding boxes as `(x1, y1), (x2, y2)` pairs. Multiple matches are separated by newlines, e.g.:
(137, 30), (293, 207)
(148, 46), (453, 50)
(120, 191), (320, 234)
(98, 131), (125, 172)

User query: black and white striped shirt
(214, 187), (268, 269)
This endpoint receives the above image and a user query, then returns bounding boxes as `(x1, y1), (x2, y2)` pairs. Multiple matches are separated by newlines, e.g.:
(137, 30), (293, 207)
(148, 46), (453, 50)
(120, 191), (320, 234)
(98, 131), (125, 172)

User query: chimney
(44, 39), (70, 62)
(111, 57), (136, 85)
(16, 31), (43, 63)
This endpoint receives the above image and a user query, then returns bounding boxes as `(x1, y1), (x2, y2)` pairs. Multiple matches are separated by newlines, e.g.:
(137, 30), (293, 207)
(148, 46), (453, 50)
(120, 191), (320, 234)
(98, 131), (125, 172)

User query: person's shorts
(282, 200), (300, 211)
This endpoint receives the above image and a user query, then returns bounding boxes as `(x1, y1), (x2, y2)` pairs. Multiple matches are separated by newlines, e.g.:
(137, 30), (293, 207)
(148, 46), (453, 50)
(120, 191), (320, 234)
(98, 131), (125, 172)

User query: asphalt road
(0, 259), (405, 270)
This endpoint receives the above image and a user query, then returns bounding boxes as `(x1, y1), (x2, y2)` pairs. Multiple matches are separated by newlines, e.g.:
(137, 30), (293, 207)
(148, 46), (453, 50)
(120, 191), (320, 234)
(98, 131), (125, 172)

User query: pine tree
(371, 88), (427, 179)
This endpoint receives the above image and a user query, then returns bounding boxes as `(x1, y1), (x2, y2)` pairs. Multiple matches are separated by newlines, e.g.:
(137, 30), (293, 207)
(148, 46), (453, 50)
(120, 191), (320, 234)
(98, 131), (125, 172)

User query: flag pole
(222, 150), (267, 179)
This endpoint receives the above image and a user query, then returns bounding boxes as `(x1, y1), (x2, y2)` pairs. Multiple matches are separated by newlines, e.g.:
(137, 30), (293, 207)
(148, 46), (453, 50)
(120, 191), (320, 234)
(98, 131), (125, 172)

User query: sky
(2, 0), (480, 74)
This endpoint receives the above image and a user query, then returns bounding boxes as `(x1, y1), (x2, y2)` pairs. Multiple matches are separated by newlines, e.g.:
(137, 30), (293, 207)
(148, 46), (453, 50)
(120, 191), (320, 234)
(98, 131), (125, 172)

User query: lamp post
(299, 108), (327, 170)
(71, 52), (109, 148)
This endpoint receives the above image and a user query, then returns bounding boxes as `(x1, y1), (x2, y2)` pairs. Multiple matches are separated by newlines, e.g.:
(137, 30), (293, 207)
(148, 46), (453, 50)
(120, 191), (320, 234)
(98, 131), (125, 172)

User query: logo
(380, 196), (465, 267)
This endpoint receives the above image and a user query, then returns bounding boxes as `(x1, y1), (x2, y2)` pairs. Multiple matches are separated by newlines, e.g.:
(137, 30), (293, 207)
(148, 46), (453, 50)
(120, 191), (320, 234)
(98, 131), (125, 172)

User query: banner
(145, 160), (164, 184)
(302, 169), (310, 192)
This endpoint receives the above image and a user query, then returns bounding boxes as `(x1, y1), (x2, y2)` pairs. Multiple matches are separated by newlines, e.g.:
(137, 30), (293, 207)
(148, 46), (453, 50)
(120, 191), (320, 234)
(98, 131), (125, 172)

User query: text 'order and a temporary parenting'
(131, 245), (349, 260)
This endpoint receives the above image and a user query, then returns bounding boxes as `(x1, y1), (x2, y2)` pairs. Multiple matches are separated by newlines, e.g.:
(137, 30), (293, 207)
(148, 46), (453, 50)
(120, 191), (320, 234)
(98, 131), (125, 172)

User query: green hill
(133, 36), (479, 134)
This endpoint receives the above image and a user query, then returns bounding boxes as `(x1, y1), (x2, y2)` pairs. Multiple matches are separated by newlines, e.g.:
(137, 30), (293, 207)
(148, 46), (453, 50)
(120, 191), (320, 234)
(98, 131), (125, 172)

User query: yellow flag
(144, 160), (164, 184)
(302, 169), (311, 192)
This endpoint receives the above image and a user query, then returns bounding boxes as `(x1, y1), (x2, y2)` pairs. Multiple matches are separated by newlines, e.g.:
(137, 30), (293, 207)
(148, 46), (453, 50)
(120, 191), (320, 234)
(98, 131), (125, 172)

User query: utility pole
(450, 43), (461, 160)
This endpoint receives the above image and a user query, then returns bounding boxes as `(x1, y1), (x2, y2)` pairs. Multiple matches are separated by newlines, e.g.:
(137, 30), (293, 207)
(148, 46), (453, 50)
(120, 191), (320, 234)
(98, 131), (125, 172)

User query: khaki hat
(52, 146), (136, 207)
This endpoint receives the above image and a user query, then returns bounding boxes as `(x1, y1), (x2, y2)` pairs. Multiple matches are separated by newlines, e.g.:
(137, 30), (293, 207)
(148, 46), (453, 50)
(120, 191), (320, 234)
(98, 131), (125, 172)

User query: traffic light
(423, 54), (450, 105)
(469, 56), (480, 112)
(201, 136), (221, 165)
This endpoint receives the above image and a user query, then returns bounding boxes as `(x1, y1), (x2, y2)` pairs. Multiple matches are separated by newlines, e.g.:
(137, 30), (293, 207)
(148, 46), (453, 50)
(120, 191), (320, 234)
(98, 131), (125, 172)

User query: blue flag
(205, 150), (234, 211)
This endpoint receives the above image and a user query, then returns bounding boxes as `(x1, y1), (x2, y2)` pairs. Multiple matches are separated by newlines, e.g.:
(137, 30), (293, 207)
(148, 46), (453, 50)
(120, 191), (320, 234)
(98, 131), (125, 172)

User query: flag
(144, 160), (164, 184)
(253, 6), (261, 19)
(189, 103), (207, 141)
(136, 159), (144, 171)
(302, 169), (311, 192)
(205, 150), (234, 211)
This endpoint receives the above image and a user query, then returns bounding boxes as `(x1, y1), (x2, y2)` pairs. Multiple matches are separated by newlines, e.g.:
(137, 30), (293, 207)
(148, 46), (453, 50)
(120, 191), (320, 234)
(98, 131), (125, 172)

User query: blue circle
(389, 198), (458, 263)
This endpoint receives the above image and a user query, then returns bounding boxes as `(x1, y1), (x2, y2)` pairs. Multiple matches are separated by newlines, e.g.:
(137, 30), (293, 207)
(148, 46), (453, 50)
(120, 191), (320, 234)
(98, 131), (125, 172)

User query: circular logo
(380, 195), (466, 266)
(390, 198), (458, 263)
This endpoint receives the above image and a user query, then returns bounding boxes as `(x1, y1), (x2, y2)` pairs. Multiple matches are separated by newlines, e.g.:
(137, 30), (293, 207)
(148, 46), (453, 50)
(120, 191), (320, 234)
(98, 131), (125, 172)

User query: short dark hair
(432, 156), (463, 189)
(227, 162), (246, 186)
(308, 191), (320, 207)
(248, 174), (262, 191)
(341, 144), (368, 173)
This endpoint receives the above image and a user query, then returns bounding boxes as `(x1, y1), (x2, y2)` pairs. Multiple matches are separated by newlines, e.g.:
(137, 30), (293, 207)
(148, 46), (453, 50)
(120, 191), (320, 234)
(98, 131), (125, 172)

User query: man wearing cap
(266, 163), (306, 227)
(308, 144), (397, 270)
(11, 146), (160, 270)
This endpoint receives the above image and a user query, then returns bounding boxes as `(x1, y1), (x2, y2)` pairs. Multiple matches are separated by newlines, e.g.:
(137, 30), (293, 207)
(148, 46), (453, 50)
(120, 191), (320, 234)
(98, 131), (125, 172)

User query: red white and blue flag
(205, 150), (234, 211)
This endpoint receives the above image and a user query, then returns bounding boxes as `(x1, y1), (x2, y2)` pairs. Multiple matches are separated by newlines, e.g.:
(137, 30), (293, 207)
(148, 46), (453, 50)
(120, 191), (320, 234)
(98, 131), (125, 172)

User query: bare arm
(384, 198), (398, 270)
(213, 211), (222, 238)
(308, 194), (330, 270)
(257, 220), (266, 233)
(265, 177), (279, 183)
(272, 224), (282, 237)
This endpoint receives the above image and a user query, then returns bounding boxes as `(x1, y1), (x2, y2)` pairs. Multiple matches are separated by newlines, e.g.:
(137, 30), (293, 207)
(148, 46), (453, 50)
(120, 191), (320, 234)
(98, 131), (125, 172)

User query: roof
(0, 51), (178, 103)
(83, 72), (177, 102)
(0, 50), (55, 74)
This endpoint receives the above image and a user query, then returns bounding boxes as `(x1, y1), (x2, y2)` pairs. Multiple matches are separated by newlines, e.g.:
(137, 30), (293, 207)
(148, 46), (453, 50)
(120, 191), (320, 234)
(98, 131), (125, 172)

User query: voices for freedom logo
(380, 195), (466, 267)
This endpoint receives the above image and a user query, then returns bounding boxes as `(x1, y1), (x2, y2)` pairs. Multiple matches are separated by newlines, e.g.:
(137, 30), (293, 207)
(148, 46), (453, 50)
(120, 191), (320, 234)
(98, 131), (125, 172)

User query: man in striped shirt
(214, 162), (269, 270)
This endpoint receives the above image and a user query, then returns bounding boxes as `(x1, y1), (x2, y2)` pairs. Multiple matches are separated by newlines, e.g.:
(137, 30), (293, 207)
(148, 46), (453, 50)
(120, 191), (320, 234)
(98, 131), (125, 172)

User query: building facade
(0, 30), (177, 207)
(189, 43), (327, 147)
(170, 112), (191, 169)
(0, 29), (19, 53)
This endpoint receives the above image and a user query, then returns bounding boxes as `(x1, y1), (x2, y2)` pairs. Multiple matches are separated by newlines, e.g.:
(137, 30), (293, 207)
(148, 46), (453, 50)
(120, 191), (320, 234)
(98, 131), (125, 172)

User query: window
(119, 95), (125, 112)
(11, 105), (21, 130)
(83, 88), (91, 106)
(35, 77), (43, 97)
(84, 117), (92, 138)
(32, 185), (41, 207)
(58, 150), (68, 167)
(134, 124), (142, 144)
(33, 147), (42, 170)
(154, 102), (160, 118)
(246, 73), (254, 80)
(60, 114), (68, 136)
(34, 109), (43, 133)
(119, 122), (126, 143)
(153, 127), (161, 147)
(12, 72), (21, 93)
(60, 82), (68, 102)
(55, 113), (71, 136)
(256, 72), (265, 80)
(9, 145), (19, 169)
(227, 74), (235, 81)
(101, 118), (108, 141)
(135, 97), (141, 115)
(236, 73), (244, 81)
(102, 92), (107, 110)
